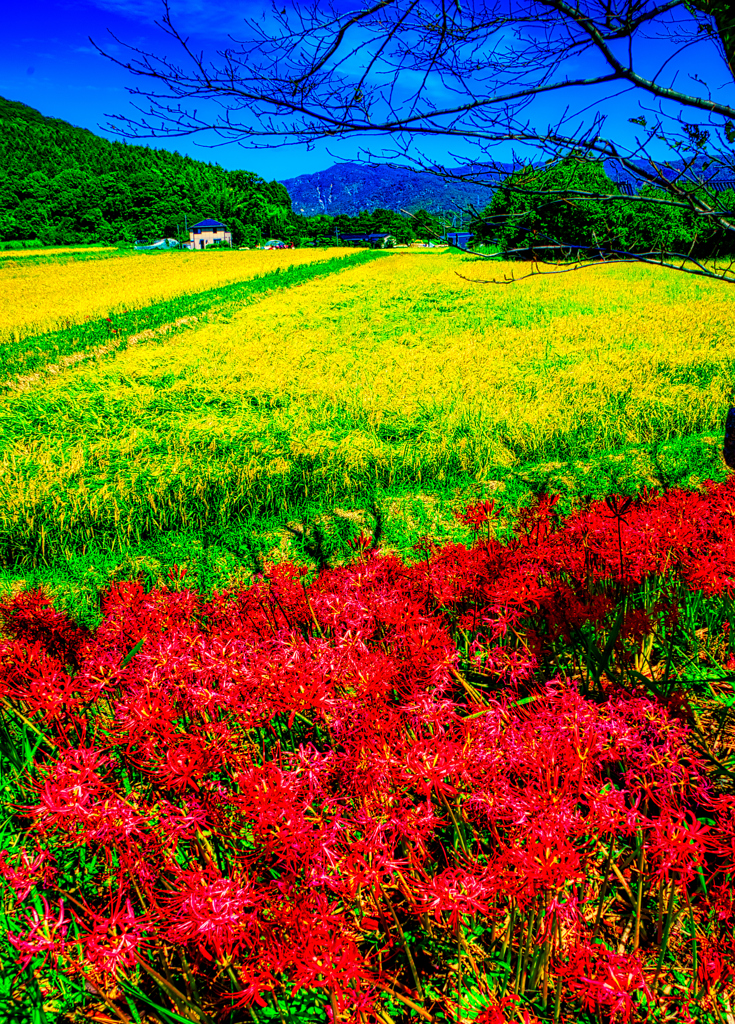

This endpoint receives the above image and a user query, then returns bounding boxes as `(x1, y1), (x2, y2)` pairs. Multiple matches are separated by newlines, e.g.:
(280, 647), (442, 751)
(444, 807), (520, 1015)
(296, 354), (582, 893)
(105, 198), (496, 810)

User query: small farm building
(189, 219), (232, 249)
(134, 238), (180, 251)
(338, 232), (394, 248)
(444, 231), (474, 249)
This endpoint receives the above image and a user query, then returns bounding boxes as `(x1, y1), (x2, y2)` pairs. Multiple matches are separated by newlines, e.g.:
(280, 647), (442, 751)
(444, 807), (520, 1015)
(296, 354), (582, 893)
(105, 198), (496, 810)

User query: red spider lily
(158, 864), (264, 961)
(412, 866), (492, 929)
(0, 639), (80, 719)
(473, 993), (523, 1023)
(224, 964), (281, 1009)
(152, 733), (222, 793)
(559, 943), (653, 1023)
(697, 934), (735, 994)
(31, 745), (111, 831)
(279, 894), (375, 1007)
(0, 847), (57, 902)
(80, 888), (148, 978)
(502, 825), (585, 897)
(538, 893), (581, 949)
(645, 810), (711, 885)
(711, 794), (735, 877)
(347, 531), (374, 554)
(515, 493), (561, 548)
(454, 499), (498, 533)
(7, 897), (70, 975)
(468, 639), (537, 687)
(5, 477), (735, 1022)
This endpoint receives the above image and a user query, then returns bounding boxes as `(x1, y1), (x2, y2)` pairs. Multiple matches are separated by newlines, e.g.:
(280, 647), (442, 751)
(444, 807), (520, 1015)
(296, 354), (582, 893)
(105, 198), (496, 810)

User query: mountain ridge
(281, 156), (735, 217)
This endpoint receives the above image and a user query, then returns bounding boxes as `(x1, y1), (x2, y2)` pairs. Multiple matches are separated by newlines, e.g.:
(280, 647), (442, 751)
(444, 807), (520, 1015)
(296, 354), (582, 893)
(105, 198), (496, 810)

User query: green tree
(478, 157), (735, 261)
(0, 96), (300, 247)
(478, 158), (626, 259)
(99, 0), (735, 282)
(411, 208), (442, 243)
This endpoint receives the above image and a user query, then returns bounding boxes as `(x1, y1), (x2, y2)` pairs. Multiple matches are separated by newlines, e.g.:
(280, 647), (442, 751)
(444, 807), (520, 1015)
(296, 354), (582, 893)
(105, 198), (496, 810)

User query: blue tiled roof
(445, 231), (474, 248)
(192, 219), (227, 228)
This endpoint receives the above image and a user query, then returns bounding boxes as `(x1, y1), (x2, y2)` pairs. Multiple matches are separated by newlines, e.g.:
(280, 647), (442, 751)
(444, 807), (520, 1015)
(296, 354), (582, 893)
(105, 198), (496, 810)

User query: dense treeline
(5, 97), (729, 255)
(0, 96), (438, 249)
(472, 157), (735, 259)
(0, 97), (296, 246)
(292, 207), (443, 245)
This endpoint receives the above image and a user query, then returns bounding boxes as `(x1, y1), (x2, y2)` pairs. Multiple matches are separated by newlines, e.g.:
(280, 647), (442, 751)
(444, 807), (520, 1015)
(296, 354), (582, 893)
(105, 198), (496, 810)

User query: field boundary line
(8, 316), (200, 391)
(0, 249), (387, 388)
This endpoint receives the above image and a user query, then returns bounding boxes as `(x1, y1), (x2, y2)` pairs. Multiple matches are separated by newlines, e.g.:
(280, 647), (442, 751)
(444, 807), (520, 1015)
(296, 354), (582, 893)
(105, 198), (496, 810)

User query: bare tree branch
(91, 0), (735, 282)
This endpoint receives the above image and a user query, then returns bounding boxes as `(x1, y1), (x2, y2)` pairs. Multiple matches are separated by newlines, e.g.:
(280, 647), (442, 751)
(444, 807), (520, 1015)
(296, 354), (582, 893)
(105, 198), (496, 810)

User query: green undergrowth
(0, 249), (386, 380)
(1, 429), (726, 632)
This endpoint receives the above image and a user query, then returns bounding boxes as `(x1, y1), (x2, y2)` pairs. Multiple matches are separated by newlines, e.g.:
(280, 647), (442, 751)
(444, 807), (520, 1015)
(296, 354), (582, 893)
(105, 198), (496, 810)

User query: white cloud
(88, 0), (254, 36)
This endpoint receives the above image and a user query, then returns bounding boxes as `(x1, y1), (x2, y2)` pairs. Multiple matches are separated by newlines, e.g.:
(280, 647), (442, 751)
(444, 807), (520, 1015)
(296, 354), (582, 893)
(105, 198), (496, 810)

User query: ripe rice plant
(0, 246), (359, 344)
(2, 478), (735, 1023)
(0, 253), (733, 571)
(0, 246), (117, 259)
(0, 250), (386, 385)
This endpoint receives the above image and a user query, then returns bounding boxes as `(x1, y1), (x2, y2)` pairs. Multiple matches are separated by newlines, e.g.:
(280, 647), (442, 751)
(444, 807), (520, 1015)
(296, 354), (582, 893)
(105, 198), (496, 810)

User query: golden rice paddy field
(0, 248), (733, 619)
(0, 246), (117, 258)
(0, 246), (356, 343)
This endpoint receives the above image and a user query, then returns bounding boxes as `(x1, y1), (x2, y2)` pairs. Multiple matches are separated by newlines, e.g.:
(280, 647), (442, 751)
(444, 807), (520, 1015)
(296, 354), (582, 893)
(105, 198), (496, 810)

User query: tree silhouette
(93, 0), (735, 282)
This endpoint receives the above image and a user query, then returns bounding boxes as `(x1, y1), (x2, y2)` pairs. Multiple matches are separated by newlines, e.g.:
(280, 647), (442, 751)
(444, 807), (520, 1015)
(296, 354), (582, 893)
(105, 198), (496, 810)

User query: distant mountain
(281, 156), (735, 216)
(280, 161), (516, 218)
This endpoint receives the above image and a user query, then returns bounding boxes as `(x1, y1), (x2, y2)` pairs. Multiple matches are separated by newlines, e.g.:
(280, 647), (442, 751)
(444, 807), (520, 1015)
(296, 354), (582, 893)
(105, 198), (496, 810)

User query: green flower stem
(654, 880), (678, 991)
(379, 884), (425, 1002)
(634, 833), (644, 951)
(685, 887), (699, 1000)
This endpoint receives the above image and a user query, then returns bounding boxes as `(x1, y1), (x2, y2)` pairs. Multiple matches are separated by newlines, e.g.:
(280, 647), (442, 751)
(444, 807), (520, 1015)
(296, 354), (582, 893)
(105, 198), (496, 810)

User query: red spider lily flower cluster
(1, 479), (735, 1022)
(454, 499), (499, 534)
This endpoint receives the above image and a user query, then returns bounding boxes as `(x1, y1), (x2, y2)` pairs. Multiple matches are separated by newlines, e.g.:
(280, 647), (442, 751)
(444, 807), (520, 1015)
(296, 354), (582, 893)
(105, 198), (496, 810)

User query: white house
(189, 219), (232, 249)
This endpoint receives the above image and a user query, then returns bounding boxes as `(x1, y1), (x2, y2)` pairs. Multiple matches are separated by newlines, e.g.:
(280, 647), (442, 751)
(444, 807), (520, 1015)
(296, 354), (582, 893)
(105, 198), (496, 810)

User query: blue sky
(2, 0), (734, 183)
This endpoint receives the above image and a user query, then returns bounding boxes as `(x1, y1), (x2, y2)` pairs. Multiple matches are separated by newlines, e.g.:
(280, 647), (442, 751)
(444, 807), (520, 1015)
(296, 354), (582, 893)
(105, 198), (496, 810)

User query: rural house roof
(338, 232), (391, 242)
(445, 231), (474, 248)
(192, 219), (227, 228)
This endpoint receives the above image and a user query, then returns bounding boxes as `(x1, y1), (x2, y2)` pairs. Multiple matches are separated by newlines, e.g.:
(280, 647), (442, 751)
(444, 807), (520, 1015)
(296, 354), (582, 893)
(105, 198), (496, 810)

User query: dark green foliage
(0, 96), (426, 249)
(474, 156), (735, 259)
(618, 181), (735, 257)
(0, 97), (293, 246)
(292, 208), (421, 245)
(411, 207), (444, 241)
(339, 207), (416, 243)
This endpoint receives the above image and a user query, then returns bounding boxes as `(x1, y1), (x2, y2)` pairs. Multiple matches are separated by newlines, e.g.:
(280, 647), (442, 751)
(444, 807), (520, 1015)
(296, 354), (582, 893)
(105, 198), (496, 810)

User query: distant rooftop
(192, 219), (227, 228)
(338, 232), (391, 241)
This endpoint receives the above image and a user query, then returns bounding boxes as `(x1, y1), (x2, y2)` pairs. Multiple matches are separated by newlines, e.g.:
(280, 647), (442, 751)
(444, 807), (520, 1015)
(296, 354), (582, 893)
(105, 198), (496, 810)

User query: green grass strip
(0, 249), (386, 382)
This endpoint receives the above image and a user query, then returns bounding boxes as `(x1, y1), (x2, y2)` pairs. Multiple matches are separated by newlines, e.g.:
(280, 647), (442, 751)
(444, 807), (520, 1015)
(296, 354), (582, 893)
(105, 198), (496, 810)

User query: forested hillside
(280, 160), (511, 216)
(0, 97), (295, 246)
(4, 95), (732, 255)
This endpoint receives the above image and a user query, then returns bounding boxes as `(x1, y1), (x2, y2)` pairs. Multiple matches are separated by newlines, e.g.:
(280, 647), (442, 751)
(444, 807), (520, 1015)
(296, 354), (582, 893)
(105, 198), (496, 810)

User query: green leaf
(120, 636), (146, 670)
